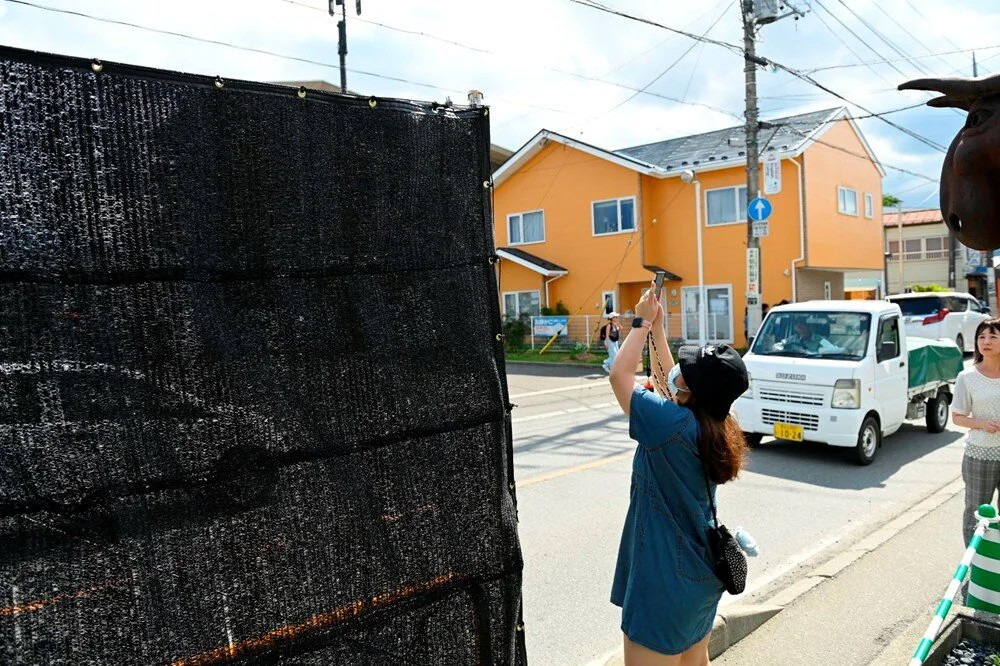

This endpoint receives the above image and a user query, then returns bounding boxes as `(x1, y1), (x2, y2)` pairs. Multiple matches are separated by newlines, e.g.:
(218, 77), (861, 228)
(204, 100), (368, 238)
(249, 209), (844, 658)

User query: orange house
(492, 107), (885, 348)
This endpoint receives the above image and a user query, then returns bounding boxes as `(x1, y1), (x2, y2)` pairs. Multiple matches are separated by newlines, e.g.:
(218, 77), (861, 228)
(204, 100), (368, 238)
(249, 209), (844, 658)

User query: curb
(504, 360), (605, 369)
(602, 475), (964, 665)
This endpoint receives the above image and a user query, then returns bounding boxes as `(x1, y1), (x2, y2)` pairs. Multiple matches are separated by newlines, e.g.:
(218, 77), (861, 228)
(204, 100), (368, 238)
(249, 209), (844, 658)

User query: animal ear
(926, 95), (972, 111)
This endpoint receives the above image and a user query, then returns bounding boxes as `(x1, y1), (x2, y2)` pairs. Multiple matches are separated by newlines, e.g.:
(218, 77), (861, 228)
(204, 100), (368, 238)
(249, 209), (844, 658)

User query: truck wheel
(926, 395), (949, 433)
(853, 416), (881, 465)
(744, 432), (763, 448)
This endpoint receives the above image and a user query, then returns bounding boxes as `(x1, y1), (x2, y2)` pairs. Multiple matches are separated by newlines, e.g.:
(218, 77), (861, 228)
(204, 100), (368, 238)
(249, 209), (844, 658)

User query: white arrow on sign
(754, 199), (766, 219)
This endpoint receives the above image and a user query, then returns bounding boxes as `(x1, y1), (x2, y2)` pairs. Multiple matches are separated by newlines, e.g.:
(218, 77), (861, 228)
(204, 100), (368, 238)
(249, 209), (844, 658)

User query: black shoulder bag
(702, 463), (747, 595)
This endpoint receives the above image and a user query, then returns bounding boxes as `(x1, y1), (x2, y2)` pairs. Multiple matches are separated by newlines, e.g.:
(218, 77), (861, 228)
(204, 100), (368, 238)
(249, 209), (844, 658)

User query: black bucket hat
(678, 344), (750, 420)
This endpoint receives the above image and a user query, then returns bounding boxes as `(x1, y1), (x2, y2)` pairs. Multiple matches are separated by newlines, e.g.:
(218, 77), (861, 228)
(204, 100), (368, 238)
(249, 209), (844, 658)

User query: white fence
(519, 313), (735, 351)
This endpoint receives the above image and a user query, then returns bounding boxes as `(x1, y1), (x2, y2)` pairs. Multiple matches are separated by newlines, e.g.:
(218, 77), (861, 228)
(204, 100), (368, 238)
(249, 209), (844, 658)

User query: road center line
(514, 401), (618, 423)
(509, 381), (607, 400)
(517, 451), (633, 488)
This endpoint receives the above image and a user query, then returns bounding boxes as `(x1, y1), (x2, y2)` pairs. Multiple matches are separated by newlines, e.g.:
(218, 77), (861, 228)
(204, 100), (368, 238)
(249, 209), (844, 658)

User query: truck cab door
(875, 314), (907, 430)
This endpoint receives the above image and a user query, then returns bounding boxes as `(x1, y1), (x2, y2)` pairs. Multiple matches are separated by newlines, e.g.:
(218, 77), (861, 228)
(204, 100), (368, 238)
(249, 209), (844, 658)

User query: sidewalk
(716, 480), (965, 665)
(603, 477), (971, 665)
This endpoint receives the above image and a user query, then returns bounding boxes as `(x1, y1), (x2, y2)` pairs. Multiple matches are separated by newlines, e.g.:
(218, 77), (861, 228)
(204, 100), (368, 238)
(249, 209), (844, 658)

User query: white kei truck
(732, 300), (965, 465)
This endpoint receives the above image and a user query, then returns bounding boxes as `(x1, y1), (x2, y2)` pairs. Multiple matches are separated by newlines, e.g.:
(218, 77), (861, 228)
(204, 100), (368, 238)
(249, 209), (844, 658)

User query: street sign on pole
(748, 196), (772, 222)
(752, 220), (769, 238)
(764, 152), (781, 195)
(747, 247), (760, 295)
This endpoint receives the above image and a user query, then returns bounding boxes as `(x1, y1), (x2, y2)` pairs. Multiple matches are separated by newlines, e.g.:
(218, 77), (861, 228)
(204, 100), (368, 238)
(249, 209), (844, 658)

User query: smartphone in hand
(653, 271), (666, 299)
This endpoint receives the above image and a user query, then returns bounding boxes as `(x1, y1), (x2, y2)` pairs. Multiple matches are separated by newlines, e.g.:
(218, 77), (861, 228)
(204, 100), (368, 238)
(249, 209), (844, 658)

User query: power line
(2, 0), (582, 117)
(807, 2), (898, 88)
(566, 0), (745, 57)
(805, 44), (1000, 75)
(830, 0), (932, 77)
(867, 1), (967, 75)
(812, 0), (912, 80)
(773, 122), (939, 182)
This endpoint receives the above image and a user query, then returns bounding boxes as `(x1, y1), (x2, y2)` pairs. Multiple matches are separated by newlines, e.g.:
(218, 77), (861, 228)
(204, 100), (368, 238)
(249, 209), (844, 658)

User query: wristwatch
(631, 317), (651, 330)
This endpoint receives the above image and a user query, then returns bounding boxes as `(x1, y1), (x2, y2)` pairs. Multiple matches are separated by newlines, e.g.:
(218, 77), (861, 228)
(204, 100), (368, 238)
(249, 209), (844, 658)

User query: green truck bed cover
(907, 337), (964, 390)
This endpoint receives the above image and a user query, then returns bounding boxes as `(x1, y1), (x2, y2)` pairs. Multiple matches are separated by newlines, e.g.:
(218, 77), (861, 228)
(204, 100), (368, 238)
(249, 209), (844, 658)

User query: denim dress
(610, 388), (724, 655)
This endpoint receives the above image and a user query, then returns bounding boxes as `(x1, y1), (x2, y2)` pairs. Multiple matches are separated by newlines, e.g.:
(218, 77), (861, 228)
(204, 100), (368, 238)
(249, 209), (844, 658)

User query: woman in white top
(952, 318), (1000, 543)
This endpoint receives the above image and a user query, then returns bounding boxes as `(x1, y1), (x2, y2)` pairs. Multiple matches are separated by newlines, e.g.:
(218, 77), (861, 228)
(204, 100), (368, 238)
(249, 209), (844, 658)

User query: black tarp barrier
(0, 45), (524, 665)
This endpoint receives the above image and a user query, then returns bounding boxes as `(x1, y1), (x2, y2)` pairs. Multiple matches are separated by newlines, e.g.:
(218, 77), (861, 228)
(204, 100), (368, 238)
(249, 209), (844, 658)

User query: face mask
(667, 365), (688, 397)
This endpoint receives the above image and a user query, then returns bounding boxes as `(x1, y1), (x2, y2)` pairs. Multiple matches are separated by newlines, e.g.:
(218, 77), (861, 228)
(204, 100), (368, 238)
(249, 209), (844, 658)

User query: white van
(886, 291), (989, 353)
(732, 300), (963, 465)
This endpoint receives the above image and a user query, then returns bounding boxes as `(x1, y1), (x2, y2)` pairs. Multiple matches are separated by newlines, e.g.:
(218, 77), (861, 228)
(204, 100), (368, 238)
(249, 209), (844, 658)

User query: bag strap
(700, 445), (720, 530)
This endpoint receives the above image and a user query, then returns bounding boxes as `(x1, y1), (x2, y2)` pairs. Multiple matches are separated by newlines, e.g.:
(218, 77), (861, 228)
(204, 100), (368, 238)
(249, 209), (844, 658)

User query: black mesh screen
(0, 46), (524, 665)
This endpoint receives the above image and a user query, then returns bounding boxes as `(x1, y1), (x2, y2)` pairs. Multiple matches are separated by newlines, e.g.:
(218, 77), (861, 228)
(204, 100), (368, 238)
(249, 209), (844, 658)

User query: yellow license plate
(774, 423), (804, 442)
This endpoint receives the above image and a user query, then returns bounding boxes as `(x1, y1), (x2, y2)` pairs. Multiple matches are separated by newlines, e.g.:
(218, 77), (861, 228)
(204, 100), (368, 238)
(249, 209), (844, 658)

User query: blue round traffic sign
(748, 197), (772, 222)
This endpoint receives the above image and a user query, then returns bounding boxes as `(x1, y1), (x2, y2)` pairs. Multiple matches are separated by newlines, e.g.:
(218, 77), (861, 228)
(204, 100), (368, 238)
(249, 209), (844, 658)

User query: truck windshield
(752, 311), (871, 360)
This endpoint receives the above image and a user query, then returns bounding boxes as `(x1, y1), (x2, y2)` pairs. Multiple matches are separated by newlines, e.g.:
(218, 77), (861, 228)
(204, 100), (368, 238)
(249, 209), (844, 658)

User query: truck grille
(757, 387), (826, 406)
(762, 409), (820, 431)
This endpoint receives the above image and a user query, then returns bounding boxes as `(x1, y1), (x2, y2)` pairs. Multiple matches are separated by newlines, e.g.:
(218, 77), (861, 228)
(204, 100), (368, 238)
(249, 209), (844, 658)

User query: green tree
(911, 283), (948, 292)
(883, 194), (902, 208)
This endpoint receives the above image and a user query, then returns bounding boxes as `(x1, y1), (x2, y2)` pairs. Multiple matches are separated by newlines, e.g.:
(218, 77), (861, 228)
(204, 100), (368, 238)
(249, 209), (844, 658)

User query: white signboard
(747, 247), (760, 295)
(752, 220), (769, 238)
(763, 152), (781, 195)
(965, 245), (985, 274)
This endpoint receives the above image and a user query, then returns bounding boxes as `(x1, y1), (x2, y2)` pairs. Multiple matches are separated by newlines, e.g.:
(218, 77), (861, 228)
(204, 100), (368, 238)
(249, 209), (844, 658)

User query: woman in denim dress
(609, 283), (750, 665)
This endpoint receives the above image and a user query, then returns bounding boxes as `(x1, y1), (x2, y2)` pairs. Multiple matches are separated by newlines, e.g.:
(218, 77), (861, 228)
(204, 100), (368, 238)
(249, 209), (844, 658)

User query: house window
(706, 186), (748, 226)
(838, 187), (859, 216)
(592, 197), (636, 235)
(508, 210), (544, 245)
(601, 290), (617, 315)
(864, 193), (873, 219)
(903, 238), (922, 261)
(503, 291), (541, 319)
(888, 240), (899, 258)
(681, 285), (733, 342)
(924, 236), (947, 260)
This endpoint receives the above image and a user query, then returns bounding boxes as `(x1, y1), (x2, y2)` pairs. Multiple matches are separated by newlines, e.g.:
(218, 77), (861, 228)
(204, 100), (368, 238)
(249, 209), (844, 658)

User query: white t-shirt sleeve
(952, 371), (971, 415)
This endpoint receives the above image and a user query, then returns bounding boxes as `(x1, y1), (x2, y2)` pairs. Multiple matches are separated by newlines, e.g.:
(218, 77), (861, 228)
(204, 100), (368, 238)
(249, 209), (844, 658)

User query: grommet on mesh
(516, 624), (524, 632)
(431, 102), (440, 111)
(508, 482), (515, 491)
(297, 86), (307, 99)
(488, 254), (499, 265)
(483, 180), (492, 189)
(495, 333), (505, 342)
(484, 108), (489, 116)
(214, 76), (225, 89)
(90, 59), (103, 73)
(368, 96), (377, 108)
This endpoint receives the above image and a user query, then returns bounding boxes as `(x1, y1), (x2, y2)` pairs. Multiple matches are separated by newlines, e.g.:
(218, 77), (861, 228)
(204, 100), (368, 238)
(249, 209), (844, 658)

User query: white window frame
(601, 290), (617, 315)
(903, 238), (923, 261)
(923, 235), (948, 260)
(681, 284), (734, 344)
(838, 186), (859, 216)
(864, 192), (873, 219)
(502, 290), (541, 318)
(704, 185), (749, 227)
(506, 209), (545, 246)
(591, 196), (637, 236)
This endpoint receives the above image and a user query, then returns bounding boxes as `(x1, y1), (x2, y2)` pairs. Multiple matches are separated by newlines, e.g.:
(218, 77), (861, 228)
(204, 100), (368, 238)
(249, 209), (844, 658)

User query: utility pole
(742, 0), (763, 338)
(330, 0), (362, 93)
(739, 0), (805, 340)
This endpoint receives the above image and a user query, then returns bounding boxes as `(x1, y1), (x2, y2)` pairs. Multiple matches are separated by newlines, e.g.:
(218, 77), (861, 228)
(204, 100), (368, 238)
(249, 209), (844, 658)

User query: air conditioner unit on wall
(753, 0), (781, 24)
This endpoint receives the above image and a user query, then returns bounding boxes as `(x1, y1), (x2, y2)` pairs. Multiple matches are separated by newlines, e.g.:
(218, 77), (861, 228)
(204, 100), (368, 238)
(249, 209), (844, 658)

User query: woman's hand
(635, 281), (662, 322)
(979, 419), (1000, 434)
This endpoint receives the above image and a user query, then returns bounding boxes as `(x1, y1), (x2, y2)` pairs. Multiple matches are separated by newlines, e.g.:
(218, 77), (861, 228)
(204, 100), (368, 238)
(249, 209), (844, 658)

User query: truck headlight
(831, 379), (860, 409)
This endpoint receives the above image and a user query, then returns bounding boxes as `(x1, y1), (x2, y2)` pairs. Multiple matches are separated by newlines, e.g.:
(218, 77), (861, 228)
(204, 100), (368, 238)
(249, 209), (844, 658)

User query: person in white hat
(600, 312), (621, 373)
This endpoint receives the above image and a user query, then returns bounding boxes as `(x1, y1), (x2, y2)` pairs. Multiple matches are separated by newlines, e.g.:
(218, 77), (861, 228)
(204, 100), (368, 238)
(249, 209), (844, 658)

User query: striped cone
(968, 504), (1000, 612)
(910, 504), (1000, 665)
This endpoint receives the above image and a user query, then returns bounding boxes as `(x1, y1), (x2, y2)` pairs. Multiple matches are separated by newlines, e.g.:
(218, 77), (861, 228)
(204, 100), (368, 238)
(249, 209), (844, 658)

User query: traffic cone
(967, 504), (1000, 612)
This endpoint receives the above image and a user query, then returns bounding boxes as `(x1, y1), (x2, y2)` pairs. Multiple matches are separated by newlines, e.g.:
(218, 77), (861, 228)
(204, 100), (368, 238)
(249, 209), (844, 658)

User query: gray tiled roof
(498, 247), (568, 273)
(615, 108), (843, 174)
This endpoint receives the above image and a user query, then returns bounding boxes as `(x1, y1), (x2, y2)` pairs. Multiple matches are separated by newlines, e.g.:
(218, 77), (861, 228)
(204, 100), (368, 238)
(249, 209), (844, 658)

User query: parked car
(733, 300), (964, 465)
(886, 291), (990, 353)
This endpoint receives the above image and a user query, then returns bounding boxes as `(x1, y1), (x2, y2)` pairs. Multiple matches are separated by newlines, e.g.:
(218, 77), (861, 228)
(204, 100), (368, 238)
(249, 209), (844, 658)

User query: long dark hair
(974, 318), (1000, 363)
(681, 393), (748, 484)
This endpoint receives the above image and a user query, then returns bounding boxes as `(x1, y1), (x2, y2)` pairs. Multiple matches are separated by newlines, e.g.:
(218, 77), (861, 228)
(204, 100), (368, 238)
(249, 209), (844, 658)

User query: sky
(2, 0), (999, 210)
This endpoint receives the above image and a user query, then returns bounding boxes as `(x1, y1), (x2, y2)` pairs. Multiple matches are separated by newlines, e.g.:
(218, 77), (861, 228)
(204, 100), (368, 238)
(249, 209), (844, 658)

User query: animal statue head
(899, 74), (1000, 250)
